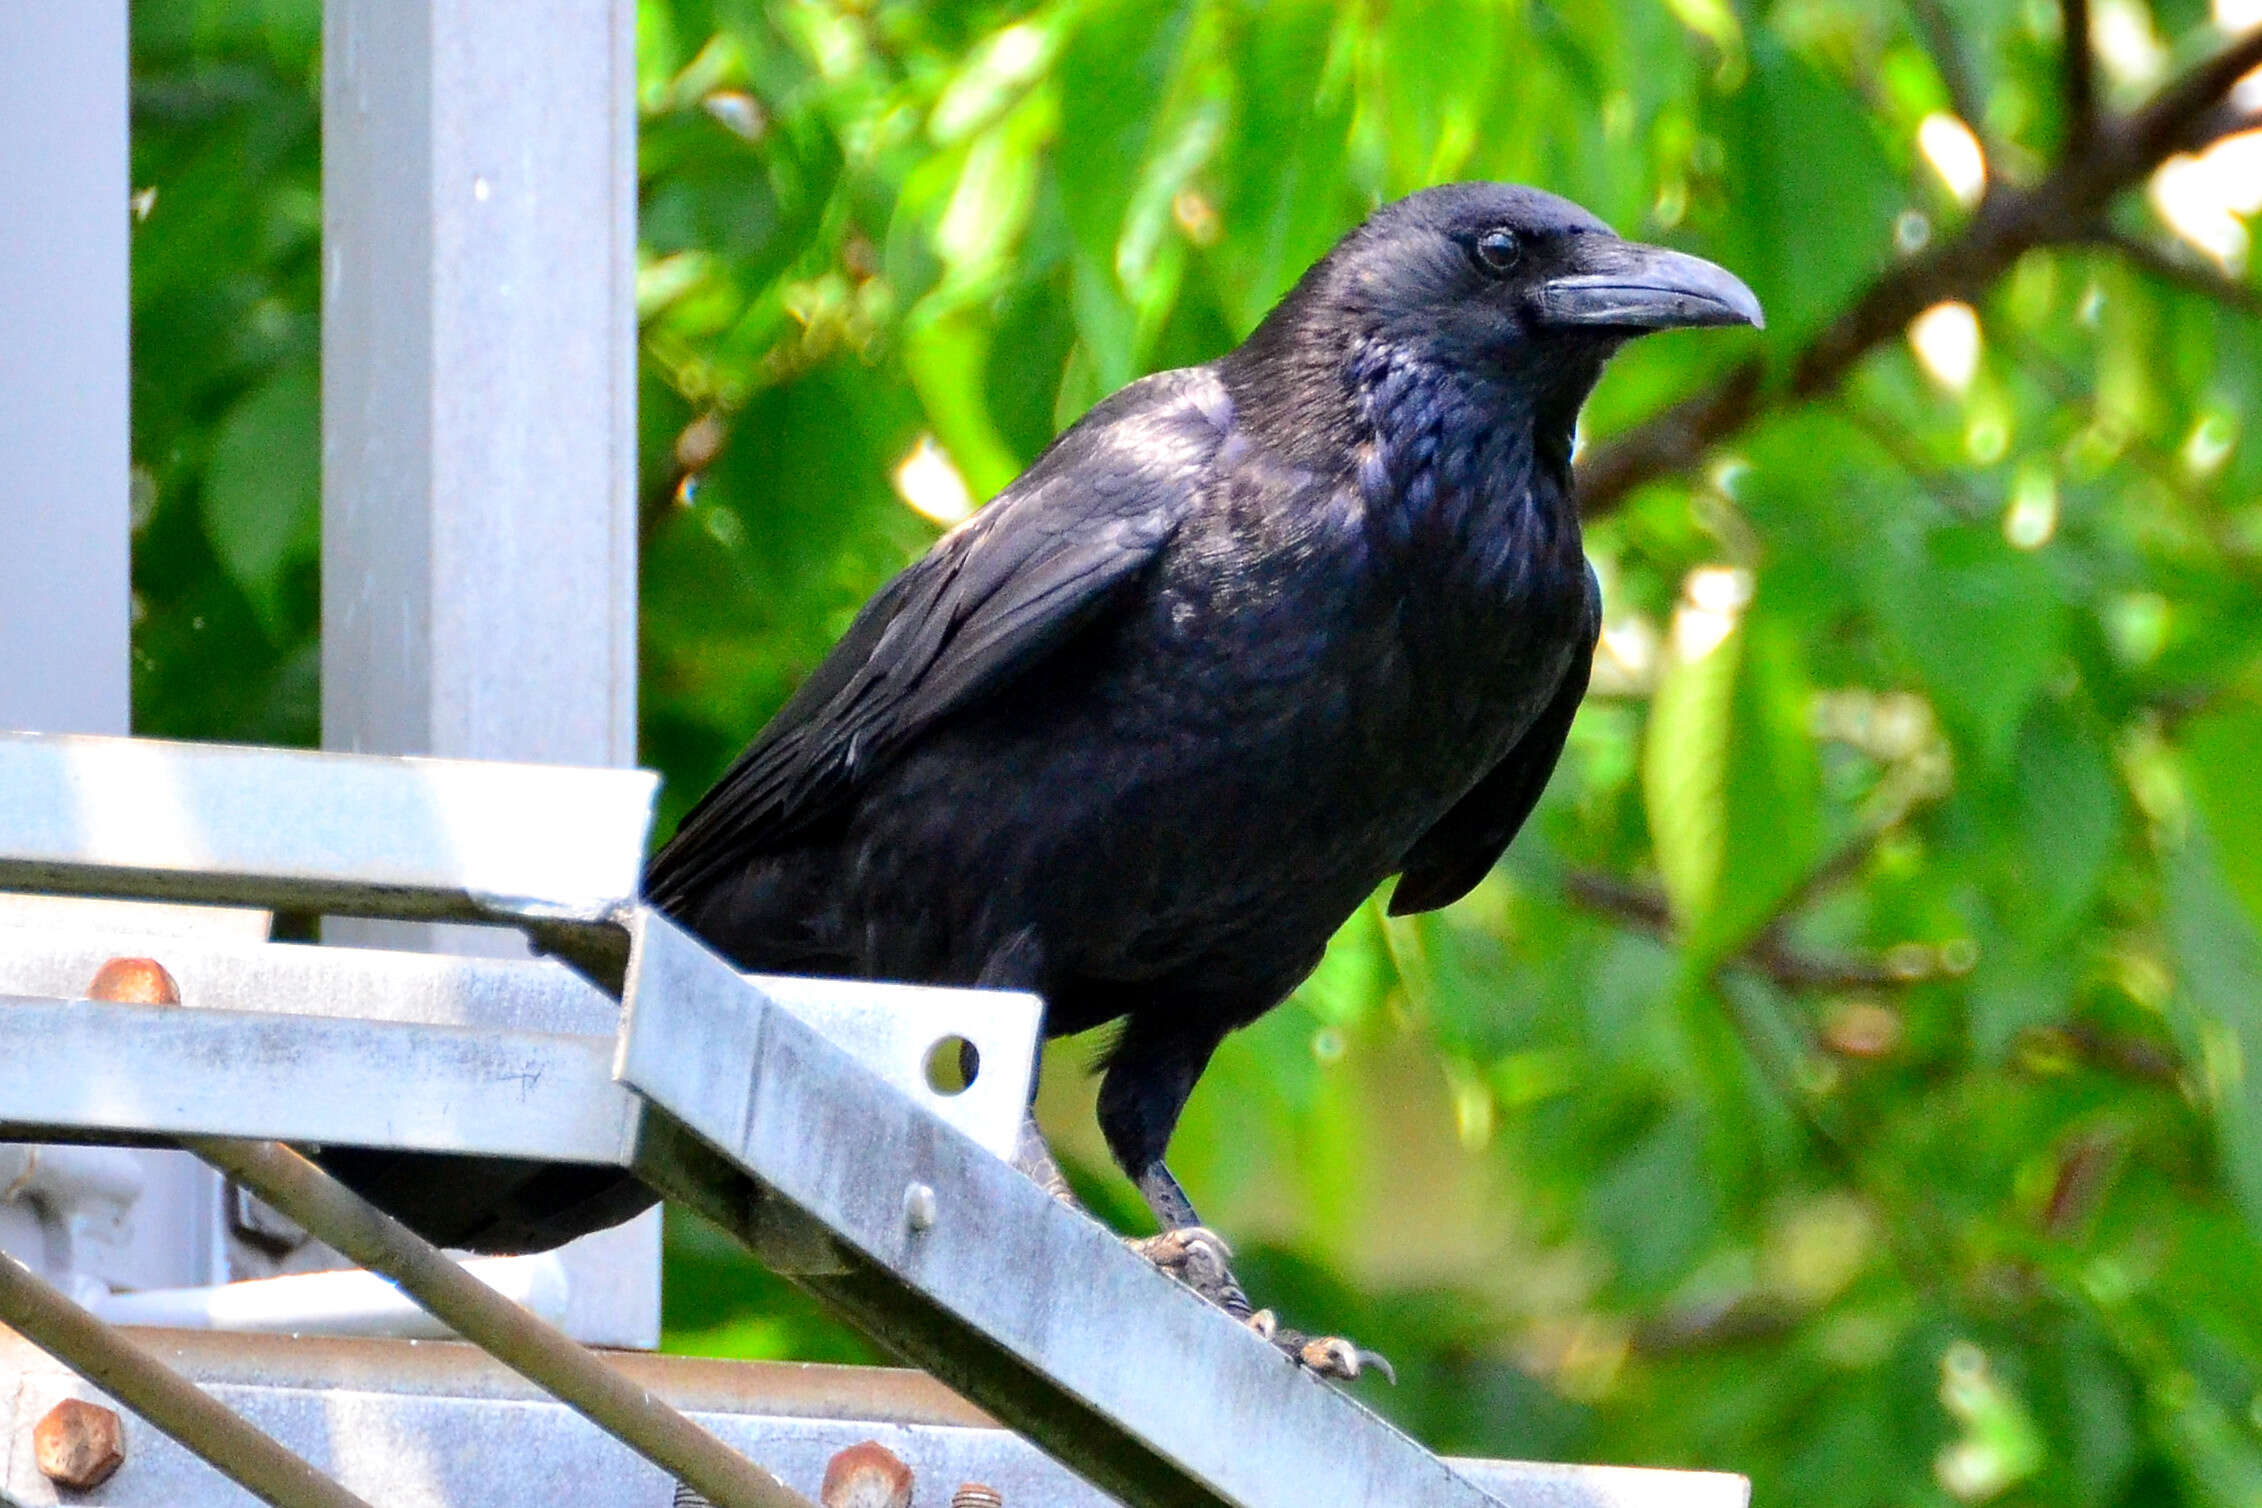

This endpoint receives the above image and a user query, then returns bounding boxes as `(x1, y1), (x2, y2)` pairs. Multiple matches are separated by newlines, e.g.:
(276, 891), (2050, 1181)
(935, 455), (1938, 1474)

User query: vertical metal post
(0, 6), (131, 737)
(0, 8), (234, 1300)
(322, 0), (638, 767)
(322, 0), (653, 1346)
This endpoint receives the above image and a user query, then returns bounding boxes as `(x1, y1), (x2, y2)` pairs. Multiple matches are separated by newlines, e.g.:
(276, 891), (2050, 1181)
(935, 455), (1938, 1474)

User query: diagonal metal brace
(612, 908), (1514, 1508)
(0, 1245), (376, 1508)
(188, 1136), (816, 1508)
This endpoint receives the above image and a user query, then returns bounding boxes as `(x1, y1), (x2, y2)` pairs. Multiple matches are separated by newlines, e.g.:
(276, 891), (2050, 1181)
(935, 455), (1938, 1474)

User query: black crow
(331, 182), (1760, 1374)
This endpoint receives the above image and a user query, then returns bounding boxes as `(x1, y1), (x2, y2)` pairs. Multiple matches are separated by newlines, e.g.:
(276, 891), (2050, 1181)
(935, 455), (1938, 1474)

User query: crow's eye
(1473, 228), (1522, 276)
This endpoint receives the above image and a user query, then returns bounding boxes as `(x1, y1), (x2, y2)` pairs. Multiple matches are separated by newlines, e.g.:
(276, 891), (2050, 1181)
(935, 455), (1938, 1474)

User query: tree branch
(2061, 0), (2096, 147)
(2096, 226), (2262, 321)
(1574, 23), (2262, 518)
(1562, 870), (1929, 993)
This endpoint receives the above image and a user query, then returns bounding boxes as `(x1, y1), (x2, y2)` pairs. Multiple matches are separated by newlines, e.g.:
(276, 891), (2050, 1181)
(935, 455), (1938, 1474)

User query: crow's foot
(1246, 1309), (1397, 1384)
(1128, 1227), (1393, 1384)
(1126, 1226), (1254, 1319)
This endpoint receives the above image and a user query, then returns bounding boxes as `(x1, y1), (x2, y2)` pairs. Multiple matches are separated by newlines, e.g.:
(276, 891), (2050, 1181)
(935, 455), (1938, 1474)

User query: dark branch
(2060, 0), (2096, 147)
(1562, 870), (1924, 993)
(1574, 23), (2262, 518)
(2118, 25), (2262, 165)
(2096, 227), (2262, 322)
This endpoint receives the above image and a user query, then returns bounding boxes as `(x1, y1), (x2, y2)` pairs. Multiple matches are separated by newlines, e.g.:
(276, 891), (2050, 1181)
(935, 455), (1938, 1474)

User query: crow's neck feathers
(1220, 288), (1598, 595)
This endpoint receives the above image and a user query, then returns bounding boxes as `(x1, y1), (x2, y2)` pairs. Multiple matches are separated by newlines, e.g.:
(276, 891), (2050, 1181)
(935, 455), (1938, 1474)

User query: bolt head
(952, 1485), (1005, 1508)
(902, 1182), (937, 1232)
(34, 1398), (125, 1490)
(86, 957), (181, 1007)
(820, 1440), (913, 1508)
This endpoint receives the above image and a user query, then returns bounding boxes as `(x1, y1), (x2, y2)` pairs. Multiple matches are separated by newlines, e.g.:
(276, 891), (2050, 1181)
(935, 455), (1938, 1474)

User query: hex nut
(820, 1439), (913, 1508)
(34, 1398), (125, 1491)
(86, 957), (182, 1007)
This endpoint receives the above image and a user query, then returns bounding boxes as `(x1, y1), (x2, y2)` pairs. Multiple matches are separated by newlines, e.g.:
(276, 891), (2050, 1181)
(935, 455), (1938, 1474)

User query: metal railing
(0, 730), (1750, 1508)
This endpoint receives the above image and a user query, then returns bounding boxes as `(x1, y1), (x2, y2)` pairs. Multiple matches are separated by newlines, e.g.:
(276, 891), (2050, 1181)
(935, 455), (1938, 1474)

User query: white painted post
(321, 0), (654, 1347)
(0, 6), (132, 739)
(0, 6), (237, 1299)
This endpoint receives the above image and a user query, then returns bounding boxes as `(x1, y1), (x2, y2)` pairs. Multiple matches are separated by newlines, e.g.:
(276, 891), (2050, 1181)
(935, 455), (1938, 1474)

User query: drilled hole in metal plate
(924, 1035), (980, 1096)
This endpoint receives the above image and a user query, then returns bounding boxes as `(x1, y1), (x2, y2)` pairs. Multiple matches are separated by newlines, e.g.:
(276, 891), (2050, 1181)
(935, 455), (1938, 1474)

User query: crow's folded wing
(645, 371), (1221, 910)
(1387, 566), (1601, 917)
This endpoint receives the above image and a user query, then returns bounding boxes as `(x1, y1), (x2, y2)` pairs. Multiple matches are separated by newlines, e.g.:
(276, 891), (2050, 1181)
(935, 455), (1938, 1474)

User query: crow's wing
(645, 370), (1222, 910)
(1387, 566), (1601, 916)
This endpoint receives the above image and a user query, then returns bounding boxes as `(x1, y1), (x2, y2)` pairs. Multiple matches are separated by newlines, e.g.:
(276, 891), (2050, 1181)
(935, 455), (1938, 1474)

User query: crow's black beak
(1531, 239), (1764, 332)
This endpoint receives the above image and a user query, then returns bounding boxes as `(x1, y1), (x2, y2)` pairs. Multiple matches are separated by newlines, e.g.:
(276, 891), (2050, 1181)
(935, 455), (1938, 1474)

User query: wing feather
(645, 373), (1219, 909)
(1387, 566), (1602, 916)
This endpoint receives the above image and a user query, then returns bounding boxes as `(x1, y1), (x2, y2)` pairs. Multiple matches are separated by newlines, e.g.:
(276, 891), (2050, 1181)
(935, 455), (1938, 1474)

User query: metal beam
(319, 0), (649, 1342)
(616, 911), (1518, 1508)
(0, 732), (656, 928)
(0, 5), (129, 738)
(322, 0), (637, 770)
(0, 997), (638, 1163)
(0, 945), (1037, 1166)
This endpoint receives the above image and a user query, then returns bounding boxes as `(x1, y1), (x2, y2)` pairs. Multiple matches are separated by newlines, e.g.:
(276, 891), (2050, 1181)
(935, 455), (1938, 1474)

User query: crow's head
(1328, 182), (1761, 371)
(1226, 182), (1761, 464)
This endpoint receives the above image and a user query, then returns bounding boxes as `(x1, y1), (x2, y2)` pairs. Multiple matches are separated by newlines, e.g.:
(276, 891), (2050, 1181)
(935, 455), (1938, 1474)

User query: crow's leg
(1011, 1113), (1081, 1207)
(1098, 1016), (1392, 1383)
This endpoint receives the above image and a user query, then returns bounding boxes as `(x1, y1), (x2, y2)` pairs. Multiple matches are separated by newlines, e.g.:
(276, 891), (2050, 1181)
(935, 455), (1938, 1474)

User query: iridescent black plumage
(330, 185), (1761, 1333)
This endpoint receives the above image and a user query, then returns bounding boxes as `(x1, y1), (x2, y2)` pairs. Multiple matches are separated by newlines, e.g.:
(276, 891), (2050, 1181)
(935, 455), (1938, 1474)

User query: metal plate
(0, 731), (657, 926)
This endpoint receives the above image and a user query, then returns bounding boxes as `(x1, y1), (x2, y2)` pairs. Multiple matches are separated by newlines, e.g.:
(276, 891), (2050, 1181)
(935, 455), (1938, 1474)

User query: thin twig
(2061, 0), (2096, 148)
(2095, 227), (2262, 320)
(1561, 870), (1917, 992)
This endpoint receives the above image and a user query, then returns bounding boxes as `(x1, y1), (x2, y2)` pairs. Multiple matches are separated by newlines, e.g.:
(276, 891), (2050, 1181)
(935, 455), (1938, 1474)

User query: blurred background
(127, 0), (2262, 1503)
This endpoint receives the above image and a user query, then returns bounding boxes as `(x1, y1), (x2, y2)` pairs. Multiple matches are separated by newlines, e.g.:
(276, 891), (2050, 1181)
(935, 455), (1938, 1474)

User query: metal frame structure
(0, 730), (1750, 1508)
(1, 0), (659, 1341)
(3, 7), (1746, 1504)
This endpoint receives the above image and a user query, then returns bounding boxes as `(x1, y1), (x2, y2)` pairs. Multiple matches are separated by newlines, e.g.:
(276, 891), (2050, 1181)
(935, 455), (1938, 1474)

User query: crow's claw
(1127, 1226), (1253, 1316)
(1136, 1230), (1389, 1382)
(1244, 1310), (1394, 1383)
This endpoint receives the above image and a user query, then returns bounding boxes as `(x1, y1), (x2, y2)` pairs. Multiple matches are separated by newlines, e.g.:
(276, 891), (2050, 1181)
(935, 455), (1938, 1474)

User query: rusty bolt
(34, 1399), (125, 1490)
(86, 957), (181, 1007)
(820, 1440), (913, 1508)
(952, 1485), (1005, 1508)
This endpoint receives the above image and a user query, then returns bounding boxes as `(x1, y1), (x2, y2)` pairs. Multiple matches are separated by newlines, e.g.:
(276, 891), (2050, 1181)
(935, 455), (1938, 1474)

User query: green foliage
(130, 0), (2262, 1503)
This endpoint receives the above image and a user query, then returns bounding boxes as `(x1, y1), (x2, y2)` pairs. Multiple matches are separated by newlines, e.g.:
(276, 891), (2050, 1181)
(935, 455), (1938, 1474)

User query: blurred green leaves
(201, 362), (318, 632)
(1644, 579), (1822, 965)
(1720, 41), (1901, 342)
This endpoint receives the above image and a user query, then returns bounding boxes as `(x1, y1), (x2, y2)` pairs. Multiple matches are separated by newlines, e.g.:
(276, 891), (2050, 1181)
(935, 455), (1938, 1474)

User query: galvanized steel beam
(0, 732), (656, 929)
(615, 909), (1525, 1508)
(0, 5), (130, 739)
(0, 1331), (1752, 1508)
(0, 997), (640, 1164)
